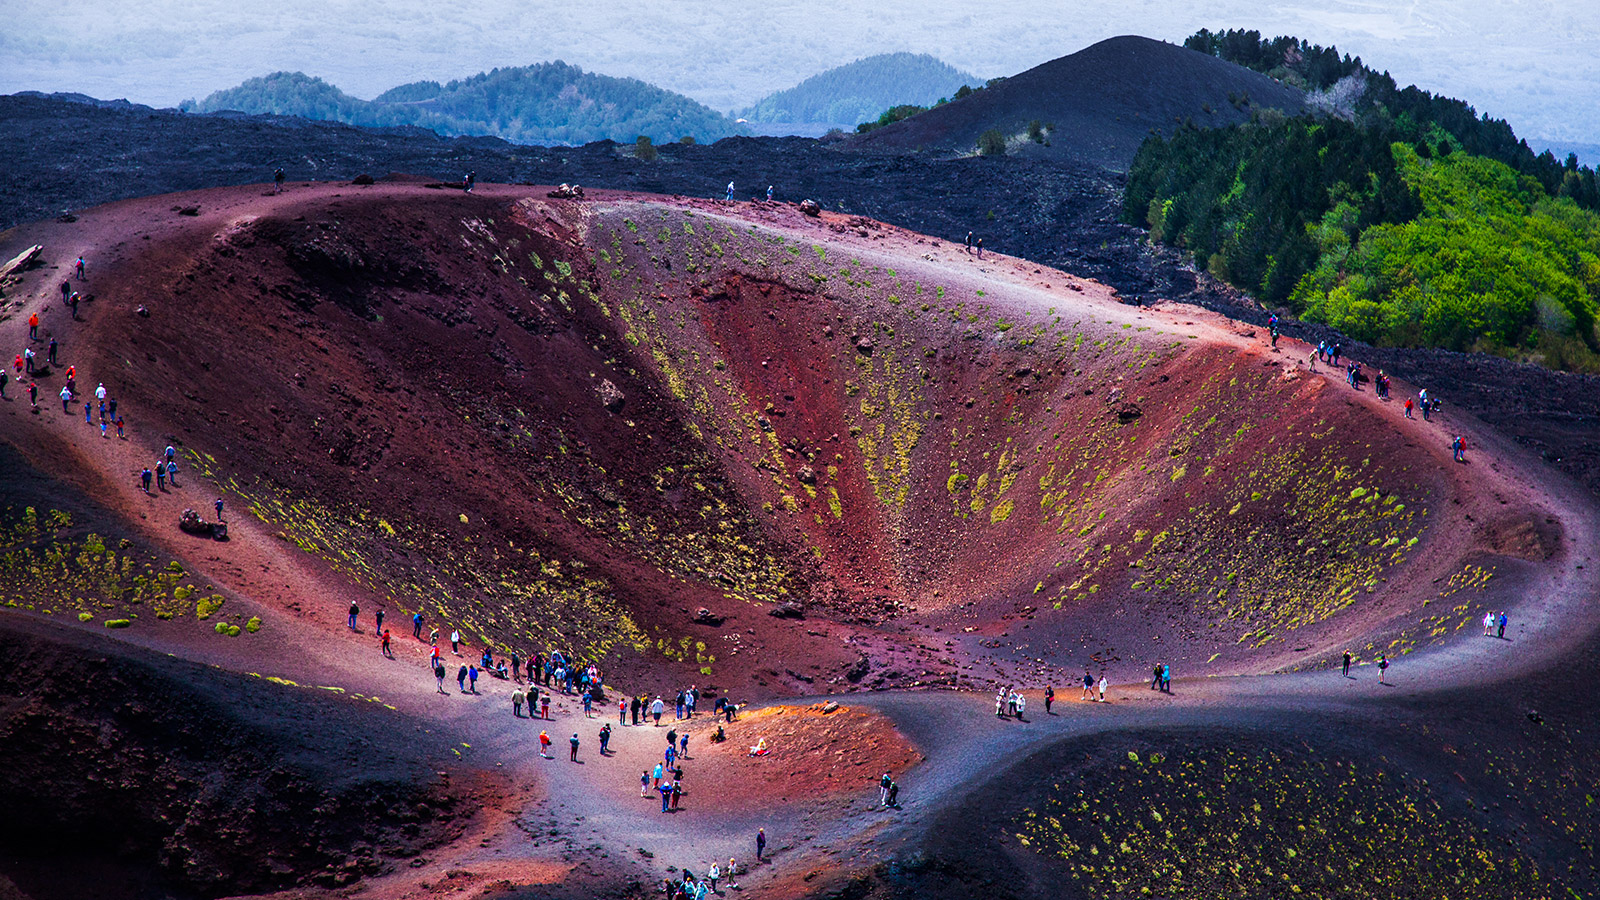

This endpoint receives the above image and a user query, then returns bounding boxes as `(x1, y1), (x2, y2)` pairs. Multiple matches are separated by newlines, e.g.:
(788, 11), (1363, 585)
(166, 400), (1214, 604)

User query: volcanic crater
(0, 181), (1593, 899)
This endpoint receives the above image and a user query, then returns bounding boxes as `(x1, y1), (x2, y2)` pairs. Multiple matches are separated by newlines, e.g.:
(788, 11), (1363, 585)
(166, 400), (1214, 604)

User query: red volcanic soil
(0, 180), (1594, 899)
(680, 702), (922, 811)
(851, 36), (1305, 169)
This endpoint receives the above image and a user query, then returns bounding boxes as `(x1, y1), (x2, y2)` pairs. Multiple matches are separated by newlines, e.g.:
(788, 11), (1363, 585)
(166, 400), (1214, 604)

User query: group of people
(964, 231), (985, 258)
(8, 274), (89, 413)
(662, 858), (739, 898)
(1339, 650), (1391, 683)
(139, 444), (180, 493)
(1149, 663), (1173, 693)
(1291, 323), (1470, 464)
(722, 183), (776, 202)
(642, 726), (695, 812)
(1079, 669), (1108, 702)
(1483, 610), (1509, 638)
(878, 771), (902, 808)
(994, 685), (1027, 718)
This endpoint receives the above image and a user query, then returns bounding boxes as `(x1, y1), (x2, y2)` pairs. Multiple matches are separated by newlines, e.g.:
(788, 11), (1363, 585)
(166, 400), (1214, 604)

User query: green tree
(978, 129), (1007, 157)
(635, 135), (657, 161)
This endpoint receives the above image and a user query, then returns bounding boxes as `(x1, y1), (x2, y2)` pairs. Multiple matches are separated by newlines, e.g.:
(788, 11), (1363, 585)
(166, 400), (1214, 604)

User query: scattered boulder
(548, 183), (585, 200)
(854, 337), (874, 356)
(769, 601), (804, 620)
(351, 174), (375, 186)
(1116, 403), (1142, 423)
(691, 608), (725, 627)
(821, 701), (840, 714)
(844, 655), (870, 683)
(597, 379), (625, 412)
(798, 199), (821, 217)
(0, 244), (42, 278)
(172, 205), (200, 216)
(796, 466), (817, 485)
(55, 213), (77, 223)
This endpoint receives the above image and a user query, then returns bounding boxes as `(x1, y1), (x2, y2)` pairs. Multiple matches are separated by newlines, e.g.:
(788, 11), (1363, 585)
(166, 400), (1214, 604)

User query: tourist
(1342, 650), (1352, 677)
(513, 688), (525, 718)
(1044, 685), (1054, 713)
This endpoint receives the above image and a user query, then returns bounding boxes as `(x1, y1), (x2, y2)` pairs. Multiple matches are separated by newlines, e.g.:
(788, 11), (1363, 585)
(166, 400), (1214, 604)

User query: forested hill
(186, 65), (745, 146)
(1183, 28), (1599, 208)
(741, 53), (978, 127)
(1127, 29), (1600, 373)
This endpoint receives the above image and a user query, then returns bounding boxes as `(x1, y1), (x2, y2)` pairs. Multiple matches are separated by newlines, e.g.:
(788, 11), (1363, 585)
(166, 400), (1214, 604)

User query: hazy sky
(4, 0), (1598, 149)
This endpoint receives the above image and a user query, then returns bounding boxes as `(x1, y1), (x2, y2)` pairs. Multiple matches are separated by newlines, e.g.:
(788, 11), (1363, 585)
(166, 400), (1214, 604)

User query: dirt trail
(2, 182), (1597, 899)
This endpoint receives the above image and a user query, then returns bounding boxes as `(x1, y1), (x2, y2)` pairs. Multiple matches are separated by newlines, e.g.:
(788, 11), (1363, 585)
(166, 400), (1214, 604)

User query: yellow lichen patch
(1018, 743), (1556, 900)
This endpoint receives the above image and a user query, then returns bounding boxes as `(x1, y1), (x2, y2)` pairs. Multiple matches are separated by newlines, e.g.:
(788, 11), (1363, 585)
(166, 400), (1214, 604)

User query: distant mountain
(851, 36), (1305, 170)
(185, 63), (745, 146)
(741, 53), (979, 128)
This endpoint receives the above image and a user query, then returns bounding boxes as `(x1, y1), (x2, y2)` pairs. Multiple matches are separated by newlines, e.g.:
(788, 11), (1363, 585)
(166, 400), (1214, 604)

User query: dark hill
(852, 35), (1305, 170)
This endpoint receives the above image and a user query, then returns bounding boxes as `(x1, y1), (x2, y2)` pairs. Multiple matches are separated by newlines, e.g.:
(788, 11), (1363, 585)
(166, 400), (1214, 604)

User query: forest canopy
(1124, 30), (1600, 371)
